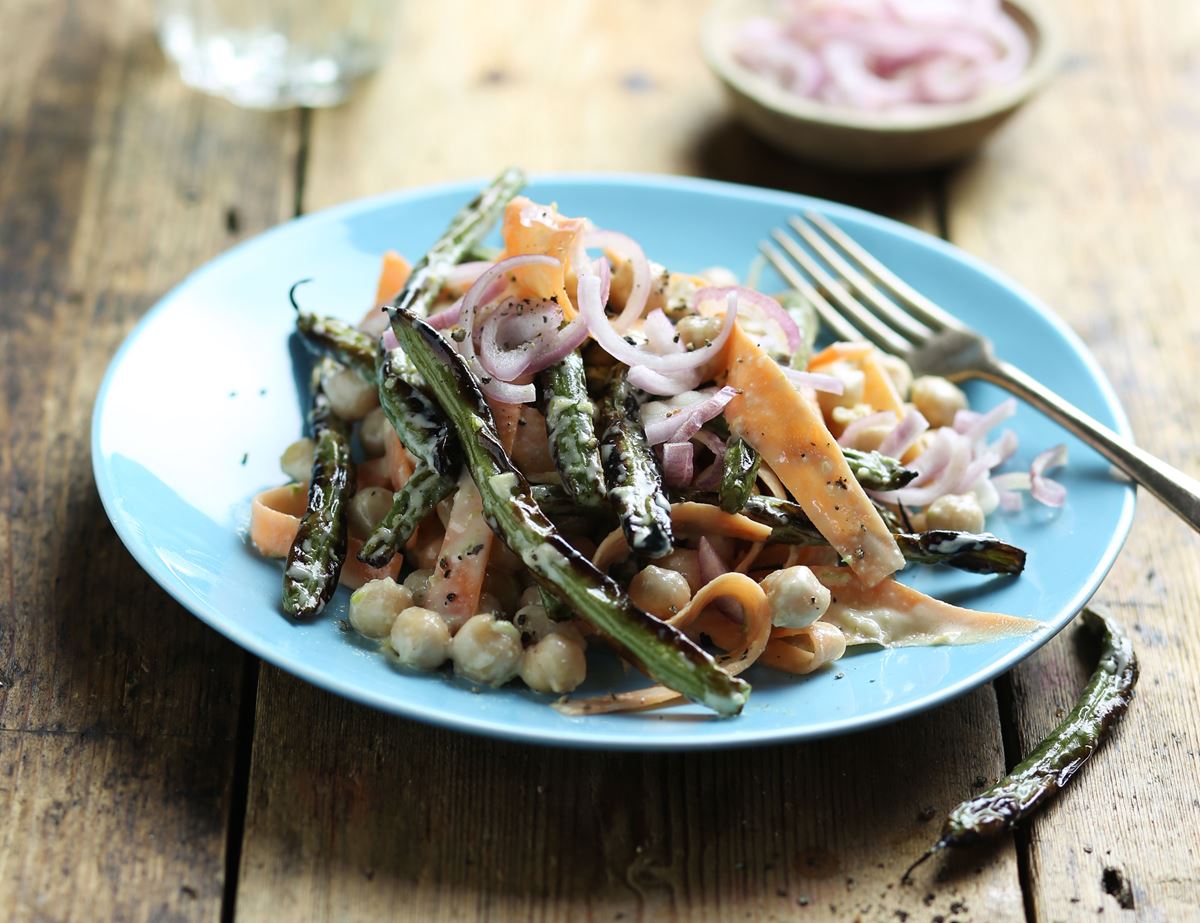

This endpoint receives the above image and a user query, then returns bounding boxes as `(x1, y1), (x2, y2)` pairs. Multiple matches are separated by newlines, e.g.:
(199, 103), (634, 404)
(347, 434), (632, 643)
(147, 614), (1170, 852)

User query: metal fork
(762, 211), (1200, 534)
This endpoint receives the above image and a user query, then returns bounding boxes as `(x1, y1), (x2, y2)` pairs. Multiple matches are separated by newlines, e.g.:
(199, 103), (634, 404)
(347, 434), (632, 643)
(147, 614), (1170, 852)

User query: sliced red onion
(584, 230), (650, 332)
(991, 471), (1032, 491)
(872, 427), (972, 507)
(878, 408), (929, 459)
(428, 296), (465, 330)
(691, 429), (726, 457)
(1030, 444), (1068, 508)
(693, 459), (724, 491)
(838, 410), (897, 448)
(456, 255), (557, 405)
(381, 328), (399, 352)
(697, 536), (729, 586)
(782, 366), (846, 394)
(733, 0), (1030, 112)
(963, 398), (1017, 444)
(643, 308), (682, 354)
(660, 442), (694, 488)
(581, 277), (737, 373)
(627, 364), (704, 396)
(695, 286), (800, 353)
(953, 408), (981, 433)
(477, 299), (562, 382)
(956, 428), (1020, 494)
(445, 260), (491, 292)
(996, 489), (1025, 513)
(642, 386), (739, 446)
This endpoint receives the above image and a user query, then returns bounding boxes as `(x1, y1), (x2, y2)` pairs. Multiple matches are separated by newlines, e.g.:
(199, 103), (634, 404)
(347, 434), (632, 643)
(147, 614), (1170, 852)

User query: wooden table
(3, 1), (1198, 920)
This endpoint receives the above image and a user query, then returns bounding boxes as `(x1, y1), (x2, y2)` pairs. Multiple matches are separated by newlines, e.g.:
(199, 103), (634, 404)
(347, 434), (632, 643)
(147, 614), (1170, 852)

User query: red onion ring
(642, 387), (739, 446)
(660, 442), (695, 488)
(580, 278), (738, 374)
(782, 367), (846, 394)
(695, 286), (801, 353)
(456, 255), (559, 405)
(477, 298), (562, 382)
(582, 230), (650, 332)
(643, 309), (682, 355)
(1030, 444), (1068, 508)
(878, 408), (929, 458)
(838, 410), (898, 448)
(627, 365), (704, 396)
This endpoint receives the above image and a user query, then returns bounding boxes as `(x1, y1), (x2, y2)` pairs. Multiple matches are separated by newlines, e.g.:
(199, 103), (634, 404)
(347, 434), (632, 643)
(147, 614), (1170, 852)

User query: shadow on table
(689, 116), (945, 222)
(236, 667), (1018, 919)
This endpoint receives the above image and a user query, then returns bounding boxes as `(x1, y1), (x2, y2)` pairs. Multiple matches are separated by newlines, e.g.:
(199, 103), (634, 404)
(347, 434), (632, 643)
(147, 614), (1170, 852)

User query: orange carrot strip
(501, 196), (585, 303)
(250, 484), (307, 557)
(340, 536), (403, 589)
(424, 400), (522, 630)
(724, 325), (905, 586)
(373, 250), (412, 308)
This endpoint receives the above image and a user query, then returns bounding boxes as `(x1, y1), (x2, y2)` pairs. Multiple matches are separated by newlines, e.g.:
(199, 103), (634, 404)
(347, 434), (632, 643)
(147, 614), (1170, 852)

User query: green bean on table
(282, 358), (355, 620)
(387, 306), (749, 717)
(905, 607), (1137, 878)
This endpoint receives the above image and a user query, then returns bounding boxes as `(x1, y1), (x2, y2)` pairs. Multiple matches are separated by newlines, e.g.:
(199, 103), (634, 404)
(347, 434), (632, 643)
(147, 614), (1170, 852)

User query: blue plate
(92, 174), (1134, 749)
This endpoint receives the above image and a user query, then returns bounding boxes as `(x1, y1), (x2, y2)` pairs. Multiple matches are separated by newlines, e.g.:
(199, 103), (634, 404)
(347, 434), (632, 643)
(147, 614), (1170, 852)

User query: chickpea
(675, 314), (723, 351)
(520, 633), (587, 694)
(911, 376), (967, 428)
(629, 565), (692, 619)
(349, 578), (414, 639)
(513, 603), (555, 643)
(925, 493), (985, 533)
(877, 353), (914, 400)
(323, 366), (379, 421)
(450, 614), (523, 685)
(760, 566), (830, 629)
(359, 406), (389, 457)
(280, 437), (314, 483)
(402, 567), (434, 606)
(816, 360), (866, 416)
(347, 486), (394, 539)
(653, 548), (703, 593)
(517, 585), (544, 610)
(389, 606), (451, 670)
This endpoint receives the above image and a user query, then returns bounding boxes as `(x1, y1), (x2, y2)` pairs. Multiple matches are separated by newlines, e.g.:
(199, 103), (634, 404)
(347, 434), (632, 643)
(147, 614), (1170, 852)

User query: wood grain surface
(946, 2), (1200, 919)
(1, 0), (1197, 921)
(0, 1), (298, 919)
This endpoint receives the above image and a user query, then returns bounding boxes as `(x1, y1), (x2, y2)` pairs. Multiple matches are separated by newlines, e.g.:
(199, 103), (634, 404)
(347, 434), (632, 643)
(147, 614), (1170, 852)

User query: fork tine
(759, 241), (861, 343)
(770, 228), (913, 356)
(788, 215), (934, 342)
(803, 211), (968, 333)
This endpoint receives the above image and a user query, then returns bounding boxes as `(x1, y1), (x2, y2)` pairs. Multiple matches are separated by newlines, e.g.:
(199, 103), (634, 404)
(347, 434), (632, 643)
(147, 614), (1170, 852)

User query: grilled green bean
(842, 447), (918, 492)
(283, 359), (355, 619)
(387, 307), (749, 716)
(387, 167), (525, 318)
(538, 351), (606, 508)
(905, 608), (1137, 879)
(358, 466), (457, 567)
(597, 369), (674, 559)
(718, 437), (761, 513)
(688, 493), (1026, 575)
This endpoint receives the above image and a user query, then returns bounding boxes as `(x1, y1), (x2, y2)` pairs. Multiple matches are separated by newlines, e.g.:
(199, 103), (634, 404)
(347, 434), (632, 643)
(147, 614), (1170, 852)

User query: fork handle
(978, 358), (1200, 533)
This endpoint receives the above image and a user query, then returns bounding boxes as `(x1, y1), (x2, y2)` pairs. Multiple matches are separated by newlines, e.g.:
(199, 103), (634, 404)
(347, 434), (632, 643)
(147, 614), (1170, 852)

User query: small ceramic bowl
(702, 0), (1058, 171)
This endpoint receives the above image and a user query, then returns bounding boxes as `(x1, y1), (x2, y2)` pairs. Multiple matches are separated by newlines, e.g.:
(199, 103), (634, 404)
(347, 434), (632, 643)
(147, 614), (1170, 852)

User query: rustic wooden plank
(236, 2), (1023, 920)
(945, 0), (1200, 918)
(0, 0), (298, 918)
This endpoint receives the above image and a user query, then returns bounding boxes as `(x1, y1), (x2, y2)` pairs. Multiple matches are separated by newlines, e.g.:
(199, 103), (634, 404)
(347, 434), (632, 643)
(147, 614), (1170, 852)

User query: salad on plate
(248, 168), (1065, 717)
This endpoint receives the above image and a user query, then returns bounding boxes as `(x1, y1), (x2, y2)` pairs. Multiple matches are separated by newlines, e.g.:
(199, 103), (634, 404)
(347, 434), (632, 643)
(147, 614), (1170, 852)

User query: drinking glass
(157, 0), (396, 109)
